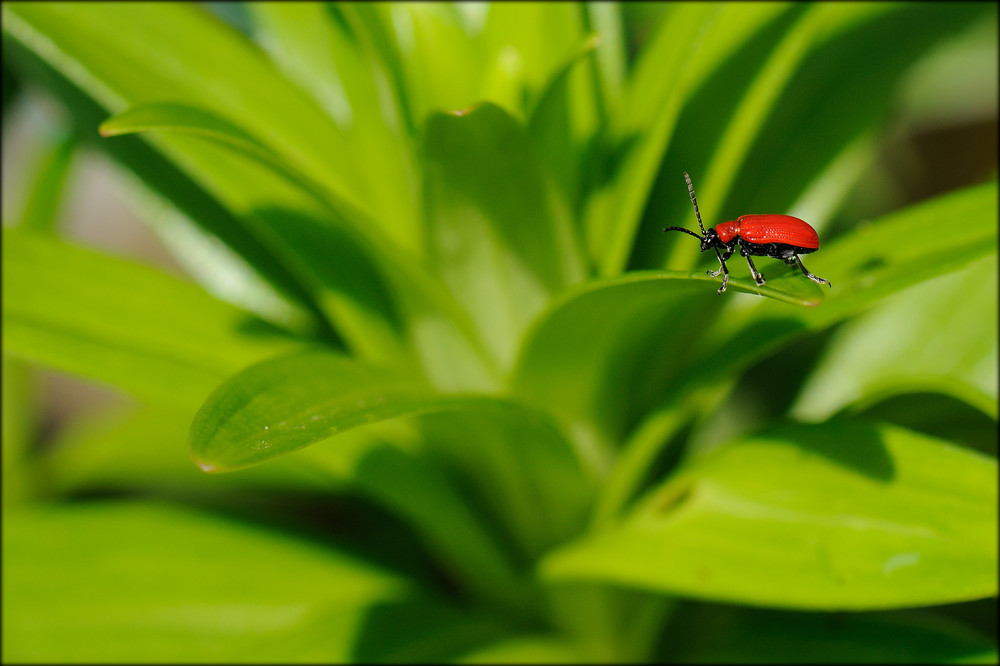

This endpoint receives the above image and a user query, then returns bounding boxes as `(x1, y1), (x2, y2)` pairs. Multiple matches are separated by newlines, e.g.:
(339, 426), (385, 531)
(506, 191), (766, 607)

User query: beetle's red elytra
(663, 172), (831, 294)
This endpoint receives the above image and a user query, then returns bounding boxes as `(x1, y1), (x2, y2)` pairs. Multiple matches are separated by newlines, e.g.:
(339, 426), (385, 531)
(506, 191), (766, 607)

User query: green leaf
(2, 33), (334, 336)
(541, 421), (998, 610)
(1, 230), (301, 410)
(421, 102), (586, 371)
(1, 500), (409, 663)
(2, 2), (372, 216)
(190, 349), (594, 561)
(190, 349), (430, 473)
(384, 3), (483, 125)
(526, 34), (602, 214)
(97, 101), (416, 362)
(97, 102), (322, 199)
(511, 270), (822, 459)
(248, 2), (422, 254)
(16, 129), (77, 233)
(40, 404), (339, 497)
(293, 423), (537, 617)
(456, 635), (592, 664)
(1, 356), (38, 505)
(794, 253), (998, 421)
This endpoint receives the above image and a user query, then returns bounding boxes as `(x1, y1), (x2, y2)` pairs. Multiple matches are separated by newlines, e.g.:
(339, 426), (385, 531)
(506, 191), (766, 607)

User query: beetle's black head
(700, 228), (720, 252)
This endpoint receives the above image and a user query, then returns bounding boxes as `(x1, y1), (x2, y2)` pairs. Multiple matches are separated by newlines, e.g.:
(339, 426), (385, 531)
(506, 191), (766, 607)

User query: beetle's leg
(707, 248), (733, 277)
(740, 244), (766, 286)
(793, 255), (831, 288)
(709, 247), (731, 294)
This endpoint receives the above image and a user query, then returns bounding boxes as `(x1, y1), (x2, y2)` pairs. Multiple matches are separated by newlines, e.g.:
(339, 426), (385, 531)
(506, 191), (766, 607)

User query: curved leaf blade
(511, 270), (822, 457)
(541, 421), (998, 610)
(248, 2), (422, 253)
(190, 349), (595, 563)
(2, 1), (371, 215)
(190, 350), (431, 473)
(1, 230), (300, 410)
(794, 253), (998, 421)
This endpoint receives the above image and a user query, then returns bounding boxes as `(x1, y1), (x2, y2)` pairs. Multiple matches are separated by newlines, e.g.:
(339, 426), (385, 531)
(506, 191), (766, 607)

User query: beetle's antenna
(683, 172), (706, 235)
(662, 226), (703, 240)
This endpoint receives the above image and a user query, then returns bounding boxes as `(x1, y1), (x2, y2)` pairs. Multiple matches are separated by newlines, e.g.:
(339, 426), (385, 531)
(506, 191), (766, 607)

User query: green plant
(2, 2), (997, 662)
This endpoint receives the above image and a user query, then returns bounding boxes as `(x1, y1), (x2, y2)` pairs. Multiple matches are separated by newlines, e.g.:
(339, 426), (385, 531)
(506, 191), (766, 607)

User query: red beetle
(664, 172), (831, 294)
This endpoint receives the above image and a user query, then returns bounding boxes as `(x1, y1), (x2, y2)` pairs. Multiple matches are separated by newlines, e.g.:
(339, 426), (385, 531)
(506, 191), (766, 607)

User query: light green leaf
(422, 103), (586, 371)
(1, 230), (302, 410)
(1, 34), (333, 336)
(794, 253), (998, 421)
(16, 129), (76, 233)
(2, 1), (372, 216)
(190, 349), (594, 560)
(1, 500), (409, 663)
(102, 101), (440, 365)
(385, 3), (483, 125)
(248, 2), (421, 254)
(99, 101), (498, 382)
(190, 349), (431, 473)
(456, 635), (592, 664)
(479, 2), (592, 120)
(40, 404), (339, 497)
(542, 421), (998, 610)
(527, 34), (602, 213)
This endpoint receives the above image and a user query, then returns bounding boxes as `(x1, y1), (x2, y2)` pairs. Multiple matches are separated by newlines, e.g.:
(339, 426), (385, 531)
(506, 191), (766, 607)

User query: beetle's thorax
(714, 220), (741, 245)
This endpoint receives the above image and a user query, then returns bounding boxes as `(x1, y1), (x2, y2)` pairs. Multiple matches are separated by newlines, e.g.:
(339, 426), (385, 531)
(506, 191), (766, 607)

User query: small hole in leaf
(853, 256), (888, 274)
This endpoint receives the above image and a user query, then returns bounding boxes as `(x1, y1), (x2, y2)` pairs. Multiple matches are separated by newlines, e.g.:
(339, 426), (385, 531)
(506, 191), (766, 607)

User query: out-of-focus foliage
(2, 2), (996, 662)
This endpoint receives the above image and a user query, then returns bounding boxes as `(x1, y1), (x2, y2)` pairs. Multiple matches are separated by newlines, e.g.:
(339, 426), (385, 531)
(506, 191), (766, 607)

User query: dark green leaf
(662, 604), (998, 663)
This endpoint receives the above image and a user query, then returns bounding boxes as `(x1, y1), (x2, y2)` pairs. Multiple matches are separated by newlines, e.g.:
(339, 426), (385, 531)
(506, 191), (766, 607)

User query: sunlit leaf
(793, 253), (998, 421)
(1, 230), (301, 410)
(1, 500), (409, 663)
(542, 421), (998, 610)
(422, 103), (586, 370)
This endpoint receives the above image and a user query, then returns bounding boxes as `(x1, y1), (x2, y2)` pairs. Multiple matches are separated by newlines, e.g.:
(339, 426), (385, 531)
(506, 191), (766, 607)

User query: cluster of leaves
(2, 3), (997, 663)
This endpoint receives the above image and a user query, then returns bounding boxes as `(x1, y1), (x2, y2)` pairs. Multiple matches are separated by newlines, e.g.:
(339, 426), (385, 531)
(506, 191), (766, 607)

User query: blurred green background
(2, 2), (997, 663)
